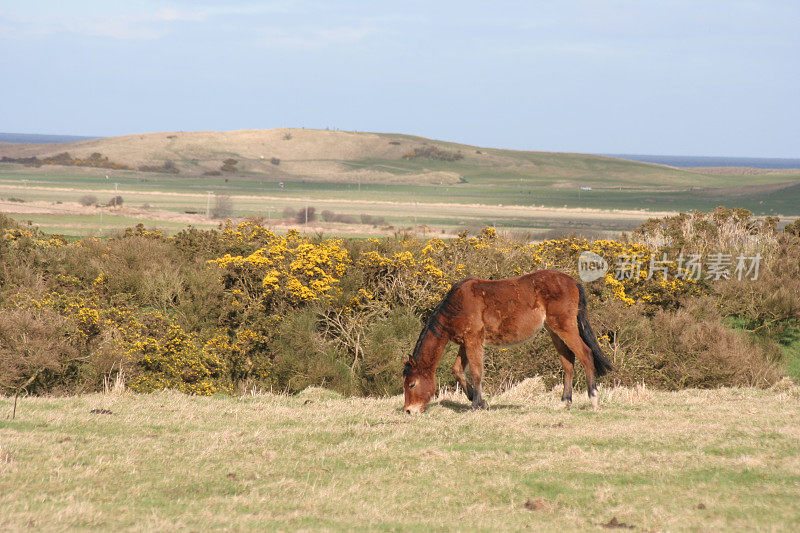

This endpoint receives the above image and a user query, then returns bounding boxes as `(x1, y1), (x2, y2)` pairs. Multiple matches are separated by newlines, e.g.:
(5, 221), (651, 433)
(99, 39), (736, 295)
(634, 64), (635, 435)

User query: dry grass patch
(2, 385), (799, 531)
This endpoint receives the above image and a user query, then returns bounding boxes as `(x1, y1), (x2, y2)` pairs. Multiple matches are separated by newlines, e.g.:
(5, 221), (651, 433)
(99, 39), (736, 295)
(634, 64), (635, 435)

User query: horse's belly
(484, 310), (545, 345)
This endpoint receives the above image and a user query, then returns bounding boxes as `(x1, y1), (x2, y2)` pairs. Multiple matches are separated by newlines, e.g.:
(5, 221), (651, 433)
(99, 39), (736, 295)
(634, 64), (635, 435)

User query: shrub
(211, 195), (233, 219)
(210, 228), (351, 312)
(109, 196), (124, 207)
(401, 146), (464, 162)
(79, 195), (98, 207)
(296, 206), (316, 224)
(221, 159), (238, 173)
(0, 307), (82, 395)
(784, 219), (800, 237)
(1, 152), (131, 170)
(321, 210), (356, 224)
(360, 214), (386, 226)
(138, 161), (179, 174)
(596, 298), (782, 389)
(126, 323), (227, 395)
(96, 236), (183, 310)
(267, 309), (355, 394)
(0, 211), (795, 398)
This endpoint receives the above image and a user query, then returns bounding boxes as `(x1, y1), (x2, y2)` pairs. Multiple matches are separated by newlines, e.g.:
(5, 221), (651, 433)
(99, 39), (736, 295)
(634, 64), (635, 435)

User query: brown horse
(403, 270), (613, 413)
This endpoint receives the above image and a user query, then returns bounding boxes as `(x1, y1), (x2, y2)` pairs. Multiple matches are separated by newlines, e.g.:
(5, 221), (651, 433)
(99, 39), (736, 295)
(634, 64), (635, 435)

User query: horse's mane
(404, 279), (469, 374)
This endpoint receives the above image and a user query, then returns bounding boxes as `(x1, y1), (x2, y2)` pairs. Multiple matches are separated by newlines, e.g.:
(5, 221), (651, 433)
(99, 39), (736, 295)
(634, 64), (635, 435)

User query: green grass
(4, 163), (799, 214)
(2, 383), (800, 530)
(780, 327), (800, 381)
(2, 155), (799, 239)
(726, 318), (800, 383)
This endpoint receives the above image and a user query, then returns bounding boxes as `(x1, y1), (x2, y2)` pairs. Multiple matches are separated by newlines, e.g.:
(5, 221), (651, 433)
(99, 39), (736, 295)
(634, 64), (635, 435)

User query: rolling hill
(0, 128), (715, 187)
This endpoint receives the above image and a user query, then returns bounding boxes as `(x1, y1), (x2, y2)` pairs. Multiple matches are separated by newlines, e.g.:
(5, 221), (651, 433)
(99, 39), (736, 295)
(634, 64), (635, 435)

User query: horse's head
(403, 360), (435, 414)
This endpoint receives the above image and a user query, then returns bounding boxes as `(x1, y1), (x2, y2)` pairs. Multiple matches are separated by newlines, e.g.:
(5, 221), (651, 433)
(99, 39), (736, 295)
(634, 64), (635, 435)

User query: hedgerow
(0, 209), (797, 397)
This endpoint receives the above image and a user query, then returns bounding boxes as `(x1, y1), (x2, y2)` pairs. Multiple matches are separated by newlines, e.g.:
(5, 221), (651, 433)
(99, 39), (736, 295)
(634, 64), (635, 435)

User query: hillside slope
(0, 128), (706, 186)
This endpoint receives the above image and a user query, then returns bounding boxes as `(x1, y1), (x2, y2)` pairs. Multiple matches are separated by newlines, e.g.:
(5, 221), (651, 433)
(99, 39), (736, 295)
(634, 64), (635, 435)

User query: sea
(605, 154), (800, 169)
(0, 133), (97, 144)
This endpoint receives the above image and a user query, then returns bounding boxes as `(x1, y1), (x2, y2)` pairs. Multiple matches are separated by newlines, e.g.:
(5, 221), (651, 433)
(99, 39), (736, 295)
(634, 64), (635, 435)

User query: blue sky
(1, 1), (798, 157)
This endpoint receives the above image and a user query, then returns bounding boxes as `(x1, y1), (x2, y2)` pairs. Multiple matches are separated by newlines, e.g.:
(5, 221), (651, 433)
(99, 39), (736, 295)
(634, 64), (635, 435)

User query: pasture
(2, 383), (799, 530)
(2, 128), (799, 238)
(2, 164), (800, 240)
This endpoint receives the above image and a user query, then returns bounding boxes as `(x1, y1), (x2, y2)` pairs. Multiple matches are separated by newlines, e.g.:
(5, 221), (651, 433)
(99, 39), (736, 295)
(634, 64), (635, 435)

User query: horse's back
(451, 270), (577, 345)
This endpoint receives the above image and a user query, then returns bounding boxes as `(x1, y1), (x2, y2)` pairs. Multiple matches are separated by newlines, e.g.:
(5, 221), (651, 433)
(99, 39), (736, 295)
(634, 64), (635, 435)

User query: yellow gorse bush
(3, 227), (69, 247)
(349, 233), (702, 313)
(3, 213), (729, 397)
(211, 228), (351, 307)
(127, 324), (224, 395)
(17, 292), (232, 395)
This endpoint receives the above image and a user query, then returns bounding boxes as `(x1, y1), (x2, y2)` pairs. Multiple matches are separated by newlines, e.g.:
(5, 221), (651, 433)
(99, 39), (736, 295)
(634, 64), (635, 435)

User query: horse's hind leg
(547, 318), (599, 409)
(547, 329), (575, 409)
(465, 340), (488, 410)
(452, 345), (475, 401)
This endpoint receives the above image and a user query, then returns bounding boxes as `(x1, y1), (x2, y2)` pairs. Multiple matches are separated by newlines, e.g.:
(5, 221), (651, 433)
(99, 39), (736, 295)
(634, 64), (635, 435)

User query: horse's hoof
(471, 400), (489, 410)
(556, 401), (572, 410)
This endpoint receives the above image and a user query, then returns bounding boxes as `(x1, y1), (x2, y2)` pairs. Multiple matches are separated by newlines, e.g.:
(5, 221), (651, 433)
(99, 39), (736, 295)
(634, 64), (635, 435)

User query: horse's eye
(409, 382), (416, 389)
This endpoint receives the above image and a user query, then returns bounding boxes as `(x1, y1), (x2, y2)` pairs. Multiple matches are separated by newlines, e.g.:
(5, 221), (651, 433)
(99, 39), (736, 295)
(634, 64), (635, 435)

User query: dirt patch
(0, 198), (462, 237)
(602, 516), (636, 529)
(523, 498), (556, 511)
(0, 183), (680, 224)
(0, 199), (213, 225)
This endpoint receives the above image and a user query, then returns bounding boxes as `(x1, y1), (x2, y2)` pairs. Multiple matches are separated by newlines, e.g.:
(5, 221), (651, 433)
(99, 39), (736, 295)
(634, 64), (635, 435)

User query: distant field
(0, 165), (672, 238)
(2, 384), (799, 530)
(1, 128), (799, 237)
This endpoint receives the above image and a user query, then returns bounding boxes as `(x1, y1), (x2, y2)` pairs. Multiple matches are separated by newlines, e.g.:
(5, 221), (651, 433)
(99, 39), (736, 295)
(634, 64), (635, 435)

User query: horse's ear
(403, 359), (415, 375)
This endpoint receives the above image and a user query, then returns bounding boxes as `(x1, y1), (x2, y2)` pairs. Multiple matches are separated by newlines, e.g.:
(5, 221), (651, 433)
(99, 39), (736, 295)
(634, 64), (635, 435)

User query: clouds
(0, 2), (383, 47)
(0, 1), (798, 156)
(0, 9), (194, 40)
(255, 25), (378, 50)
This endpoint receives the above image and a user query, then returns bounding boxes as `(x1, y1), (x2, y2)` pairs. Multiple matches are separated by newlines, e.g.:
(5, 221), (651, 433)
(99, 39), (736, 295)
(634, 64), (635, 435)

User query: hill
(0, 128), (709, 186)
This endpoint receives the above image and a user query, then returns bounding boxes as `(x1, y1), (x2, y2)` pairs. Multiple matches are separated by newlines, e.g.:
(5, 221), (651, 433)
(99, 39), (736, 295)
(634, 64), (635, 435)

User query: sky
(0, 1), (798, 157)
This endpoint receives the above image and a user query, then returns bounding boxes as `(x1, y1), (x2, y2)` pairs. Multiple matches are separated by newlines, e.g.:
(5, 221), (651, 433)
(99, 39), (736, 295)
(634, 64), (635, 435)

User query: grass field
(2, 164), (799, 239)
(2, 128), (799, 237)
(2, 382), (799, 531)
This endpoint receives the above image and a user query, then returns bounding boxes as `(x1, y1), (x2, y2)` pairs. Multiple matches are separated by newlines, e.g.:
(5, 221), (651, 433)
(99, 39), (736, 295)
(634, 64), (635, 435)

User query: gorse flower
(4, 214), (740, 397)
(210, 230), (351, 308)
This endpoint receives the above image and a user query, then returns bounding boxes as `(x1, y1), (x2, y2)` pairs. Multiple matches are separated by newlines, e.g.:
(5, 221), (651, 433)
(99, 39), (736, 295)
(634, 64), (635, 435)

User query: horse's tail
(576, 283), (614, 377)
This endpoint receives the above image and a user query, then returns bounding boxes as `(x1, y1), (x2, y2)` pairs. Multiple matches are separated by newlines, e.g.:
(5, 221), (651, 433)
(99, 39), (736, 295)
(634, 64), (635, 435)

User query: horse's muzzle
(404, 404), (425, 415)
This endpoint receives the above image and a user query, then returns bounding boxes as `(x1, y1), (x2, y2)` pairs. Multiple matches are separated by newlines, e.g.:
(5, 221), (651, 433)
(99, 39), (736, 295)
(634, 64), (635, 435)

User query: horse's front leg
(465, 340), (488, 410)
(452, 345), (475, 401)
